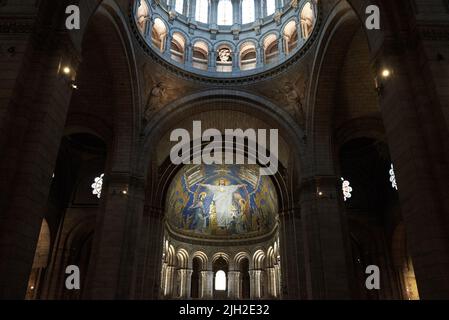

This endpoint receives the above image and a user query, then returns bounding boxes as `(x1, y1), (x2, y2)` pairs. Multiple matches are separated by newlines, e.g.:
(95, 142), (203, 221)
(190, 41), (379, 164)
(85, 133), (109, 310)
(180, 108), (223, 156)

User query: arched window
(136, 1), (149, 32)
(195, 0), (209, 23)
(263, 33), (279, 64)
(170, 32), (186, 63)
(151, 18), (168, 52)
(266, 0), (275, 16)
(175, 0), (184, 13)
(283, 20), (298, 54)
(215, 270), (227, 291)
(300, 1), (315, 39)
(242, 0), (255, 24)
(239, 42), (257, 70)
(217, 0), (233, 25)
(192, 41), (209, 70)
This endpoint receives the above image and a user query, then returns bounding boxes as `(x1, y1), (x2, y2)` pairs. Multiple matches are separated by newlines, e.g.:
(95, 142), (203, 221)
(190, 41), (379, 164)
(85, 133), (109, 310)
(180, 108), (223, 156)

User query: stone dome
(133, 0), (319, 81)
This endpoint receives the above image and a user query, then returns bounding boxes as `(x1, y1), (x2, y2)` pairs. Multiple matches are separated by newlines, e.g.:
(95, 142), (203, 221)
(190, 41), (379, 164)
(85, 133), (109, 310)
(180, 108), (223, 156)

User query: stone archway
(134, 90), (307, 299)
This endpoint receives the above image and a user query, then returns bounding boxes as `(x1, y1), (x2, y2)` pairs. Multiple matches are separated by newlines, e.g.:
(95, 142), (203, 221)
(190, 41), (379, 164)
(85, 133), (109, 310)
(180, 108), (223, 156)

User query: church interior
(0, 0), (448, 300)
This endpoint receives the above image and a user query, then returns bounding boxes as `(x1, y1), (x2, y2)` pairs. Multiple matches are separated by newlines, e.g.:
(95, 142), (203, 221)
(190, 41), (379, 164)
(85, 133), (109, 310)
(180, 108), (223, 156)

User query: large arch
(59, 0), (142, 300)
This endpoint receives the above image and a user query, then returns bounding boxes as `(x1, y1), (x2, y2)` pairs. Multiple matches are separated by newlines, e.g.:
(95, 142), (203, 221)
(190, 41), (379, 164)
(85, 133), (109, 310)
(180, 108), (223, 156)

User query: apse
(161, 164), (281, 299)
(166, 164), (278, 238)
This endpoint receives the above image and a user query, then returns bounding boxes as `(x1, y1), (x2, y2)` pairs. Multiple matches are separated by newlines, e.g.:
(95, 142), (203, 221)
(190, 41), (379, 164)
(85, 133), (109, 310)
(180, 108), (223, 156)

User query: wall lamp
(375, 67), (392, 96)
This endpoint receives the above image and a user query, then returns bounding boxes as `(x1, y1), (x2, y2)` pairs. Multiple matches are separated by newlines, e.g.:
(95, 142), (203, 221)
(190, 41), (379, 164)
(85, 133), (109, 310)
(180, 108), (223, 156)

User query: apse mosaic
(166, 165), (278, 237)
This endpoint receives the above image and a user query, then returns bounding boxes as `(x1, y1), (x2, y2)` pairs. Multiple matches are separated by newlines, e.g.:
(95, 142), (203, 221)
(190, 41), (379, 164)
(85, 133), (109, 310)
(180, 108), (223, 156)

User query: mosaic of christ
(166, 164), (278, 237)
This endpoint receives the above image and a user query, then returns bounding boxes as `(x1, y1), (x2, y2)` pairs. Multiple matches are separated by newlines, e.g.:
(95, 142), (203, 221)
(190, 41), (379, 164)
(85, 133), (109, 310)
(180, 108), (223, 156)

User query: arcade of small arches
(160, 238), (281, 299)
(134, 0), (318, 76)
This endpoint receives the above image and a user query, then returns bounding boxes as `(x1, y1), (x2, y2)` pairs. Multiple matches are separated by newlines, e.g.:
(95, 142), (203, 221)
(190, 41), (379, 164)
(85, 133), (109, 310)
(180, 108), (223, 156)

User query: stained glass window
(92, 173), (104, 199)
(341, 177), (353, 201)
(389, 164), (398, 190)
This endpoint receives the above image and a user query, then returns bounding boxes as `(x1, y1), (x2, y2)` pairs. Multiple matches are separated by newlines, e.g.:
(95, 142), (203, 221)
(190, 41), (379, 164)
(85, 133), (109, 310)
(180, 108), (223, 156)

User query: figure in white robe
(200, 179), (245, 227)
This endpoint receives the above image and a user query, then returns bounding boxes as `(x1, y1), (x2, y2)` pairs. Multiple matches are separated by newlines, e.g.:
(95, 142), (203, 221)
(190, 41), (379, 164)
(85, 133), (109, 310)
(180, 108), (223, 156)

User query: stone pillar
(185, 43), (192, 63)
(227, 271), (239, 299)
(177, 268), (193, 298)
(283, 35), (290, 54)
(278, 209), (303, 299)
(210, 0), (218, 25)
(299, 177), (351, 299)
(188, 0), (196, 18)
(0, 33), (77, 299)
(182, 0), (188, 15)
(201, 270), (213, 298)
(266, 267), (274, 297)
(160, 263), (168, 295)
(275, 0), (282, 10)
(86, 174), (146, 299)
(209, 50), (217, 71)
(375, 49), (449, 299)
(232, 51), (239, 71)
(249, 270), (262, 299)
(257, 44), (264, 67)
(164, 33), (173, 57)
(232, 0), (241, 25)
(261, 0), (268, 16)
(255, 0), (262, 19)
(278, 35), (285, 58)
(274, 264), (281, 298)
(137, 206), (165, 299)
(164, 266), (176, 297)
(185, 269), (193, 298)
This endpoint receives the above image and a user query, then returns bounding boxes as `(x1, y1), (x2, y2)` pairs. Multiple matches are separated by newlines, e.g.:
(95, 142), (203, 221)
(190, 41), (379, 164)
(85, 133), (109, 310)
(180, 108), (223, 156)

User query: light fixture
(30, 286), (34, 290)
(375, 68), (391, 96)
(122, 190), (128, 195)
(62, 66), (71, 75)
(381, 68), (391, 78)
(70, 83), (78, 90)
(318, 191), (323, 196)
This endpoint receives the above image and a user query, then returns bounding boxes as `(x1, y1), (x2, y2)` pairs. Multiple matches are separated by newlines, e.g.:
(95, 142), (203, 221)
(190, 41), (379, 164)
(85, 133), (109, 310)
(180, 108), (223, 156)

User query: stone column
(86, 174), (146, 299)
(188, 0), (196, 18)
(275, 0), (282, 10)
(185, 269), (193, 298)
(266, 267), (274, 297)
(232, 0), (241, 25)
(209, 50), (217, 71)
(160, 263), (168, 295)
(255, 0), (263, 19)
(201, 270), (213, 298)
(164, 33), (173, 57)
(210, 0), (219, 25)
(249, 270), (262, 299)
(0, 33), (77, 299)
(177, 268), (192, 298)
(299, 176), (351, 299)
(375, 49), (449, 299)
(137, 206), (165, 299)
(283, 35), (290, 54)
(185, 43), (192, 63)
(278, 208), (303, 299)
(257, 44), (264, 67)
(275, 264), (281, 298)
(232, 51), (239, 71)
(227, 271), (239, 299)
(182, 0), (188, 15)
(278, 35), (285, 58)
